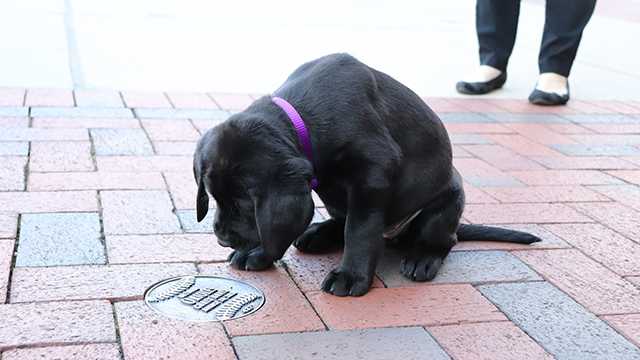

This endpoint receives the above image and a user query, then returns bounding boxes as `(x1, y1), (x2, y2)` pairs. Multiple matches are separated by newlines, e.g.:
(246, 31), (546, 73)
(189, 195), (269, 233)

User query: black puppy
(194, 53), (540, 297)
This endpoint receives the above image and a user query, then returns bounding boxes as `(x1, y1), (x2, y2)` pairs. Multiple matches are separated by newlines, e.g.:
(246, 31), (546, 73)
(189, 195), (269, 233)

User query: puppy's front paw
(228, 248), (273, 271)
(294, 220), (344, 254)
(321, 268), (372, 297)
(400, 254), (443, 282)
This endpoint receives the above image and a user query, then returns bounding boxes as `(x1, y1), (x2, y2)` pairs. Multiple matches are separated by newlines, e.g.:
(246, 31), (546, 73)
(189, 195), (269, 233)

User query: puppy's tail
(456, 224), (541, 244)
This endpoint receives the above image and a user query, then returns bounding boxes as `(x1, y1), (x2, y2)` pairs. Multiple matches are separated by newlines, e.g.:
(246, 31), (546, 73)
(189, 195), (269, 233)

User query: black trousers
(477, 0), (596, 77)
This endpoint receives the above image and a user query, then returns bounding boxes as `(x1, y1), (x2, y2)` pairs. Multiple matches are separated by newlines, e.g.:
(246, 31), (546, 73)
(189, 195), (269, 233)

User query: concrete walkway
(1, 0), (640, 99)
(1, 90), (640, 358)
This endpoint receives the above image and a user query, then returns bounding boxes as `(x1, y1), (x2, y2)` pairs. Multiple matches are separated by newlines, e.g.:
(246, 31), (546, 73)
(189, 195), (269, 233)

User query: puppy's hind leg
(294, 217), (345, 254)
(399, 188), (463, 282)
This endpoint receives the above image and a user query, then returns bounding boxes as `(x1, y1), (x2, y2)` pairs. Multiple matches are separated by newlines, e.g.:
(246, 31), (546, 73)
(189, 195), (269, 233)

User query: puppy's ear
(196, 174), (209, 222)
(253, 158), (314, 259)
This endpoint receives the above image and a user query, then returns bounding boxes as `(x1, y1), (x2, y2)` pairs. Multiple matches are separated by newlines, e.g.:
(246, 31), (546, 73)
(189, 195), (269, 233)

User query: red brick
(590, 100), (640, 114)
(25, 88), (74, 107)
(445, 98), (509, 112)
(199, 263), (325, 336)
(32, 117), (139, 129)
(0, 157), (26, 190)
(116, 301), (235, 360)
(486, 134), (562, 156)
(429, 322), (553, 360)
(0, 88), (25, 106)
(141, 119), (199, 141)
(192, 119), (226, 134)
(464, 203), (591, 224)
(422, 97), (466, 112)
(623, 157), (640, 167)
(0, 240), (13, 303)
(2, 344), (121, 360)
(454, 158), (522, 187)
(545, 223), (640, 276)
(570, 134), (640, 145)
(0, 128), (88, 141)
(462, 145), (545, 170)
(503, 123), (578, 145)
(444, 123), (513, 134)
(10, 263), (196, 302)
(590, 185), (640, 212)
(603, 314), (640, 347)
(30, 141), (94, 172)
(167, 92), (218, 109)
(453, 223), (570, 251)
(107, 233), (230, 263)
(463, 182), (499, 204)
(282, 249), (384, 292)
(582, 123), (640, 134)
(154, 141), (196, 155)
(566, 100), (612, 114)
(452, 145), (472, 158)
(0, 300), (116, 350)
(0, 214), (17, 238)
(101, 190), (181, 235)
(569, 202), (640, 244)
(164, 171), (200, 209)
(481, 185), (609, 203)
(209, 92), (254, 110)
(607, 170), (640, 185)
(546, 123), (593, 134)
(74, 89), (123, 107)
(509, 170), (623, 185)
(514, 249), (640, 315)
(28, 171), (165, 191)
(0, 118), (28, 127)
(532, 156), (637, 170)
(121, 91), (171, 108)
(307, 284), (505, 330)
(0, 191), (98, 213)
(96, 156), (191, 172)
(488, 99), (578, 114)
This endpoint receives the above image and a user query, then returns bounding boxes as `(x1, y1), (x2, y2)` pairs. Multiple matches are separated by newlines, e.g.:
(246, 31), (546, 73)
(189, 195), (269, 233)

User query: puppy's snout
(213, 221), (222, 233)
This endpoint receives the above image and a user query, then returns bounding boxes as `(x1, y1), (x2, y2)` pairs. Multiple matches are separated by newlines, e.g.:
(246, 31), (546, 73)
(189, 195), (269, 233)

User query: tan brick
(0, 240), (13, 302)
(515, 249), (640, 315)
(32, 117), (139, 129)
(106, 233), (230, 264)
(0, 157), (26, 190)
(29, 171), (165, 191)
(10, 263), (196, 302)
(142, 119), (199, 141)
(0, 301), (116, 350)
(25, 88), (74, 107)
(96, 156), (191, 172)
(2, 344), (121, 360)
(30, 141), (94, 172)
(116, 301), (235, 360)
(0, 191), (98, 213)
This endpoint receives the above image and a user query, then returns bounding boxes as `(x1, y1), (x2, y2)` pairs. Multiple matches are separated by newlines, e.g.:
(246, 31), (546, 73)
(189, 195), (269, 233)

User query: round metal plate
(143, 275), (265, 322)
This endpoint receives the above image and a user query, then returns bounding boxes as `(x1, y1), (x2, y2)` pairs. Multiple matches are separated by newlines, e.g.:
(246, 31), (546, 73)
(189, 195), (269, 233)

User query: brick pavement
(1, 88), (640, 359)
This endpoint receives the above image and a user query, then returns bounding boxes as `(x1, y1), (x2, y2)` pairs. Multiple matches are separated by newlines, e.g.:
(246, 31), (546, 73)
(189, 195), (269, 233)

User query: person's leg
(477, 0), (521, 73)
(457, 0), (521, 94)
(531, 0), (596, 104)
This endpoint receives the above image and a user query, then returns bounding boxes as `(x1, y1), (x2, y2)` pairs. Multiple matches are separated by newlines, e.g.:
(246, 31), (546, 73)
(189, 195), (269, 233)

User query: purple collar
(271, 96), (319, 189)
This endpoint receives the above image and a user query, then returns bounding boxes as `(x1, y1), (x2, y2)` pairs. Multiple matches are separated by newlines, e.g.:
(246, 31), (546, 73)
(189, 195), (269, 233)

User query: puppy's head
(194, 115), (315, 268)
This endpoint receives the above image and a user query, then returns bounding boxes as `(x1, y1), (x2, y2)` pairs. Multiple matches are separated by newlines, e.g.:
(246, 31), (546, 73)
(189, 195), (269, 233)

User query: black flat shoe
(456, 72), (507, 95)
(528, 84), (570, 105)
